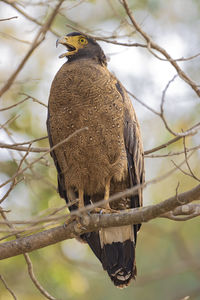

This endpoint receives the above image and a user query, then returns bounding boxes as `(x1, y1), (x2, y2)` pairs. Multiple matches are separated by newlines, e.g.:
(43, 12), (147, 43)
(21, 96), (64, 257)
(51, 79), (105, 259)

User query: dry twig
(0, 16), (18, 22)
(0, 203), (56, 299)
(0, 0), (64, 98)
(0, 127), (88, 189)
(1, 0), (58, 36)
(0, 183), (199, 260)
(121, 0), (200, 97)
(0, 274), (17, 300)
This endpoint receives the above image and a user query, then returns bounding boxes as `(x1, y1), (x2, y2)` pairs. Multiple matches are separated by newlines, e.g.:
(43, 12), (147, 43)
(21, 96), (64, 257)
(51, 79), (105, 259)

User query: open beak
(56, 36), (76, 58)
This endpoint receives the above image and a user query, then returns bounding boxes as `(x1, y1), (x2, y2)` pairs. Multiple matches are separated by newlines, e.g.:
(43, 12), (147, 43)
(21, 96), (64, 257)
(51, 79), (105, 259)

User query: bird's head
(56, 32), (107, 65)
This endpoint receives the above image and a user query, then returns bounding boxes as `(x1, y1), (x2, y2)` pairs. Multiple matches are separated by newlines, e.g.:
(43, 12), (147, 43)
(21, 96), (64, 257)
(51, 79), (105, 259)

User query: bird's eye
(79, 37), (88, 45)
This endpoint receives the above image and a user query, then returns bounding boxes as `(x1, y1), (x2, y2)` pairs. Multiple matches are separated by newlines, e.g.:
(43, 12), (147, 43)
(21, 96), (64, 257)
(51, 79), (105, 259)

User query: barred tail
(100, 225), (136, 288)
(82, 225), (136, 288)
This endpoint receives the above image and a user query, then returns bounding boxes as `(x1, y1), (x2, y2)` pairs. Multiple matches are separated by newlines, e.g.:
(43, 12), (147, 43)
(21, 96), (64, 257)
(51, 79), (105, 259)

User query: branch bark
(0, 183), (199, 260)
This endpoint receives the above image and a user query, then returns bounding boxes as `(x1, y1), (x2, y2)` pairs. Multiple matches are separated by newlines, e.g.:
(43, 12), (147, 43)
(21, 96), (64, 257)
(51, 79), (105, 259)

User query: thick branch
(0, 184), (199, 260)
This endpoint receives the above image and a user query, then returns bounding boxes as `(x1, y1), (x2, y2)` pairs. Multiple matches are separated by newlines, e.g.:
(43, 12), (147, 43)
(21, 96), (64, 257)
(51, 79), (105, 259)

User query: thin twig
(0, 127), (88, 189)
(24, 254), (56, 300)
(0, 143), (49, 153)
(2, 0), (59, 37)
(0, 97), (30, 111)
(183, 137), (200, 182)
(0, 151), (196, 229)
(0, 144), (32, 203)
(0, 16), (18, 22)
(65, 23), (200, 64)
(159, 76), (200, 137)
(0, 31), (31, 44)
(0, 115), (20, 130)
(171, 150), (197, 180)
(0, 0), (64, 97)
(0, 275), (17, 300)
(20, 93), (48, 108)
(2, 136), (48, 146)
(0, 39), (43, 97)
(145, 144), (200, 158)
(121, 0), (200, 97)
(144, 136), (182, 155)
(0, 203), (56, 300)
(161, 204), (200, 221)
(0, 183), (200, 260)
(127, 90), (160, 116)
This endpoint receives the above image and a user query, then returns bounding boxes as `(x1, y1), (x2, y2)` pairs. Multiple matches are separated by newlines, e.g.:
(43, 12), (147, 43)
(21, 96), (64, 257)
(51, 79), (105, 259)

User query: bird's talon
(65, 215), (76, 227)
(90, 207), (117, 214)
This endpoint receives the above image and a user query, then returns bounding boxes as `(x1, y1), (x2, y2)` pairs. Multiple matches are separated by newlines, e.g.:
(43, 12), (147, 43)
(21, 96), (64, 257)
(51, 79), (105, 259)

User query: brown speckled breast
(48, 59), (128, 195)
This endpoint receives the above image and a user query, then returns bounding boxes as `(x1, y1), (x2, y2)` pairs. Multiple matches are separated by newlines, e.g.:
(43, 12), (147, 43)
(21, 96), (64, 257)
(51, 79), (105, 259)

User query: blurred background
(0, 0), (200, 299)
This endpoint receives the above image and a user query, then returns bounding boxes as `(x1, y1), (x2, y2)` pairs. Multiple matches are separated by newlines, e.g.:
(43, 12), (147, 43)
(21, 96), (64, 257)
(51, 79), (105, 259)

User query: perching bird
(47, 32), (144, 288)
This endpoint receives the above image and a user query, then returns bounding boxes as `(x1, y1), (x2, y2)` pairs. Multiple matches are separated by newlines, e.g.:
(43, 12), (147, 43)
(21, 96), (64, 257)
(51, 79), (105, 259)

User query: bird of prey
(47, 32), (144, 288)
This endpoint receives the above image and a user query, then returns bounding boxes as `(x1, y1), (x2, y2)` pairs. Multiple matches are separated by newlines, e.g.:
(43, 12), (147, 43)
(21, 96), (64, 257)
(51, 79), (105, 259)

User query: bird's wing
(115, 80), (145, 233)
(46, 112), (76, 209)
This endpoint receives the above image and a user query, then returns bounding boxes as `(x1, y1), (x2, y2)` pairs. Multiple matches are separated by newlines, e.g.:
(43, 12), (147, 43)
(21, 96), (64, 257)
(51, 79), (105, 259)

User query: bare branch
(4, 136), (48, 146)
(0, 143), (48, 153)
(0, 0), (65, 98)
(121, 0), (200, 97)
(171, 149), (198, 180)
(0, 144), (31, 203)
(66, 23), (200, 64)
(0, 127), (88, 189)
(160, 76), (200, 136)
(0, 202), (57, 300)
(0, 32), (31, 45)
(161, 204), (200, 221)
(20, 93), (48, 108)
(0, 275), (17, 300)
(183, 137), (200, 182)
(0, 115), (20, 130)
(0, 93), (47, 112)
(127, 90), (160, 116)
(2, 0), (58, 37)
(0, 183), (199, 260)
(144, 136), (182, 155)
(0, 40), (42, 98)
(0, 97), (30, 111)
(23, 253), (56, 300)
(66, 23), (147, 48)
(0, 149), (195, 233)
(0, 16), (18, 22)
(145, 144), (200, 158)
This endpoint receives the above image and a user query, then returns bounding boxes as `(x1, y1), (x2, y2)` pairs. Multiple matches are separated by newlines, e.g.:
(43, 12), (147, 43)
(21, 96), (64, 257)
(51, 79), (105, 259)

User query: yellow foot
(65, 214), (77, 226)
(65, 214), (87, 236)
(91, 207), (118, 214)
(65, 214), (82, 227)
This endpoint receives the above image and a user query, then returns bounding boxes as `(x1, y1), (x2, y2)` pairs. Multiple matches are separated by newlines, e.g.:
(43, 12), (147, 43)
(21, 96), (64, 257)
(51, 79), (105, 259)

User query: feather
(47, 32), (144, 288)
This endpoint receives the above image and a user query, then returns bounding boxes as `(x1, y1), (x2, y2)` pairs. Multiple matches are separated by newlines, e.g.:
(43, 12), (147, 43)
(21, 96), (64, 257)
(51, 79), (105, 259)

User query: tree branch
(0, 275), (17, 300)
(0, 142), (48, 153)
(121, 0), (200, 98)
(0, 0), (64, 98)
(0, 199), (56, 300)
(2, 0), (58, 37)
(0, 16), (18, 22)
(0, 183), (199, 260)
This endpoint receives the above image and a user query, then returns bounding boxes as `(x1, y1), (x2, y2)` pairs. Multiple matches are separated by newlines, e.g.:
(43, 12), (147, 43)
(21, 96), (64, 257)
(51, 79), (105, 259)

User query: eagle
(47, 32), (144, 288)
